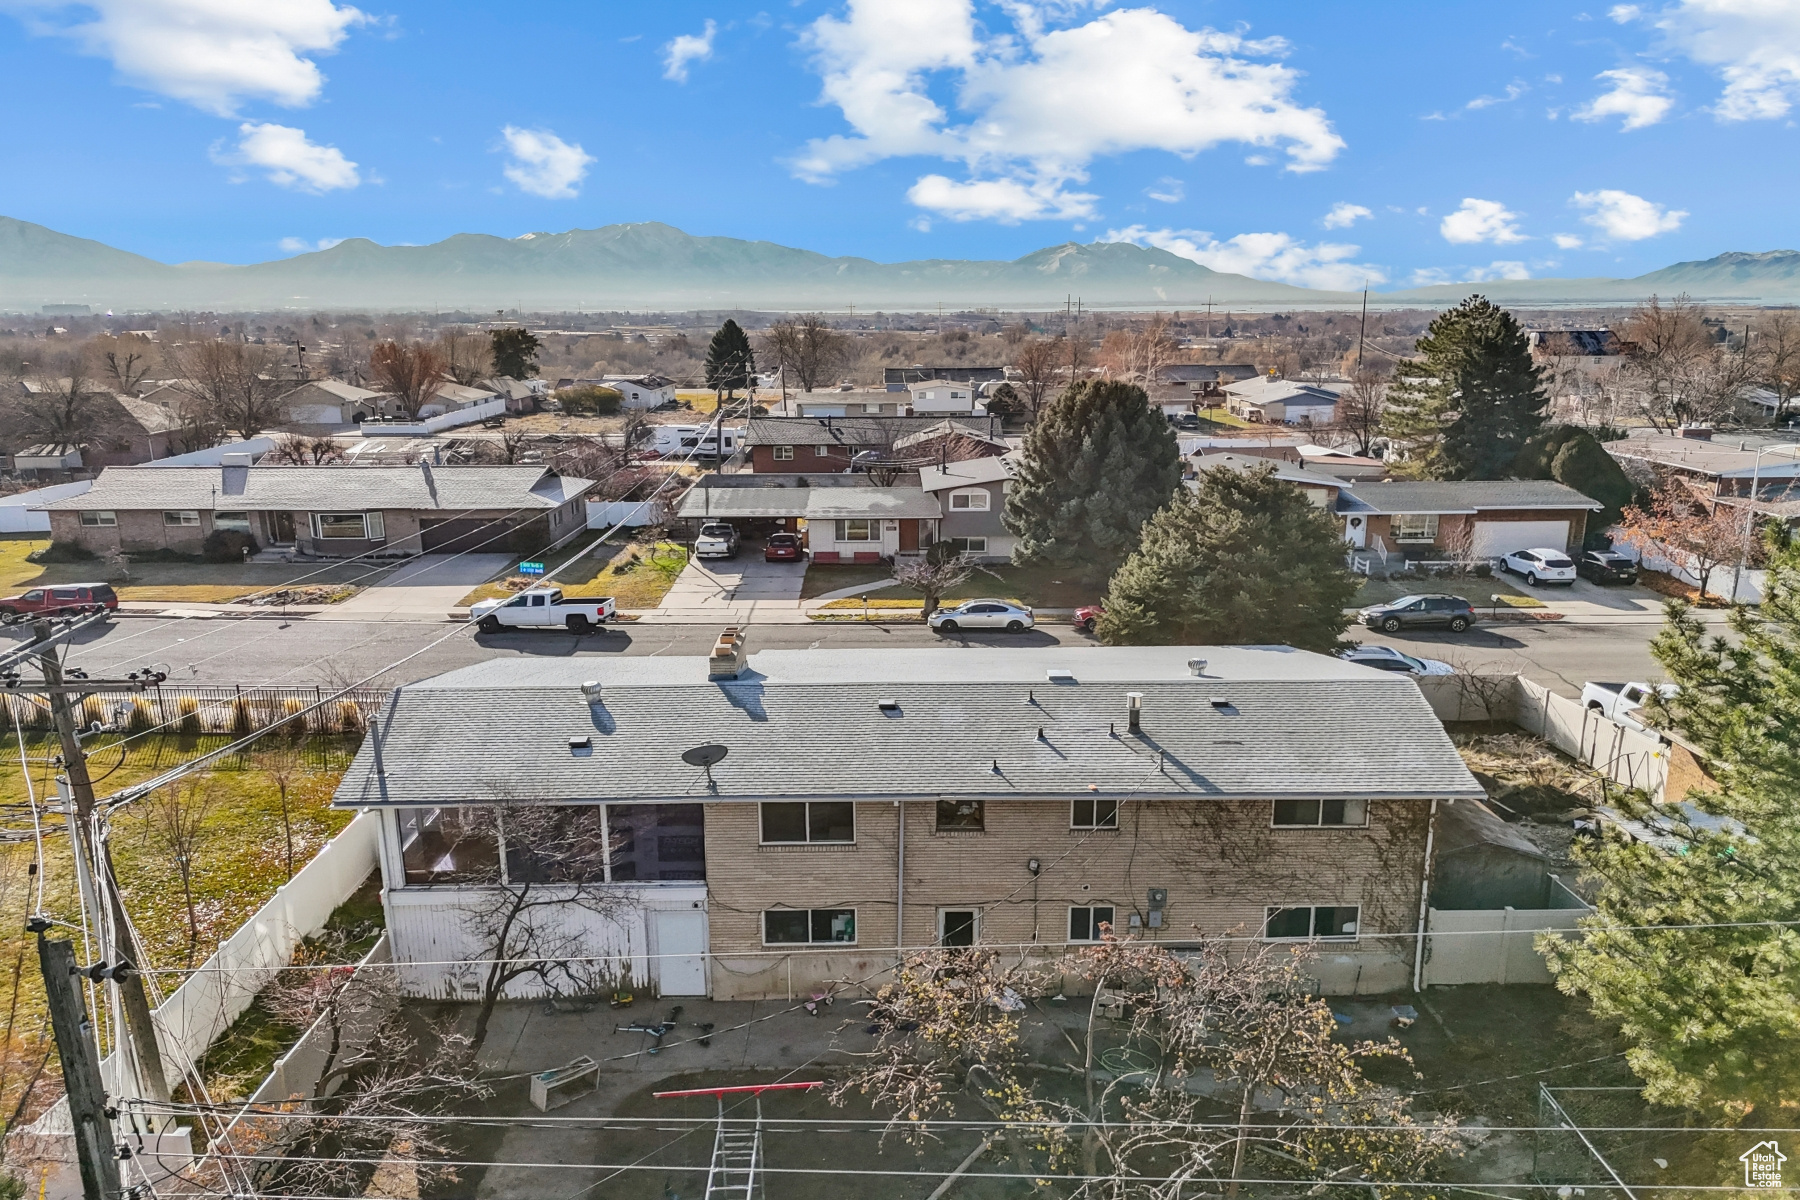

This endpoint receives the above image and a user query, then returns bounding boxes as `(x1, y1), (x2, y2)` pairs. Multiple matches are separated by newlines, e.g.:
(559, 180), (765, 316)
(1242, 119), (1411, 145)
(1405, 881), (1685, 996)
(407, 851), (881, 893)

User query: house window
(946, 537), (988, 555)
(312, 512), (385, 540)
(79, 511), (116, 527)
(1264, 905), (1360, 941)
(836, 519), (877, 542)
(162, 510), (201, 527)
(763, 908), (857, 945)
(398, 807), (499, 885)
(862, 403), (884, 414)
(773, 445), (794, 461)
(1392, 513), (1439, 543)
(1071, 798), (1118, 829)
(1272, 799), (1368, 828)
(948, 489), (990, 511)
(814, 445), (834, 458)
(605, 803), (705, 882)
(213, 511), (252, 533)
(760, 801), (855, 844)
(503, 805), (610, 884)
(936, 799), (984, 831)
(1068, 905), (1115, 942)
(939, 909), (979, 946)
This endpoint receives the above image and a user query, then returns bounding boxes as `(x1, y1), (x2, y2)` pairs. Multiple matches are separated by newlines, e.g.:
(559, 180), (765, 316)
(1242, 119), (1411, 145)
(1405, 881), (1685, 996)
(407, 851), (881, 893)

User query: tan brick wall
(703, 796), (1431, 999)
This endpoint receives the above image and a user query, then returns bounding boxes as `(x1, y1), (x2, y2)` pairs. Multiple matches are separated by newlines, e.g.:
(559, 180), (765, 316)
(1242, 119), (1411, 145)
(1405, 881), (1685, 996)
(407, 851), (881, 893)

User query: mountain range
(3, 216), (1798, 313)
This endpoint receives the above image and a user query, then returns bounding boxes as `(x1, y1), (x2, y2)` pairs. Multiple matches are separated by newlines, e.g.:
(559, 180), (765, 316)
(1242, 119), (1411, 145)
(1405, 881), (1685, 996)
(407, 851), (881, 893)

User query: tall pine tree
(489, 327), (541, 380)
(1380, 295), (1546, 479)
(1002, 379), (1182, 583)
(1096, 464), (1360, 650)
(704, 319), (756, 402)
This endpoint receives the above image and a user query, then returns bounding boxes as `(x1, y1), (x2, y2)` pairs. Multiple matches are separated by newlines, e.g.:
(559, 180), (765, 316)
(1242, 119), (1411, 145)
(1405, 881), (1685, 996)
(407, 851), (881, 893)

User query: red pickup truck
(0, 583), (119, 622)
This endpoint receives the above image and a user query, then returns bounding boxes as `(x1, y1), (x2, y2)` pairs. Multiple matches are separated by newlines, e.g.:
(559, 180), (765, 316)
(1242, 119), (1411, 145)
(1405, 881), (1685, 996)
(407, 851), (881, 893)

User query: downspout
(895, 800), (905, 960)
(1412, 798), (1440, 993)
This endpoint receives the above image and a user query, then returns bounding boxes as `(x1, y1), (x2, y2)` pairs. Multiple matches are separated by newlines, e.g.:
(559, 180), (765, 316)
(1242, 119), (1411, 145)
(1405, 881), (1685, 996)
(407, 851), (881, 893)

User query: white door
(1345, 515), (1367, 548)
(1471, 520), (1569, 559)
(654, 910), (708, 996)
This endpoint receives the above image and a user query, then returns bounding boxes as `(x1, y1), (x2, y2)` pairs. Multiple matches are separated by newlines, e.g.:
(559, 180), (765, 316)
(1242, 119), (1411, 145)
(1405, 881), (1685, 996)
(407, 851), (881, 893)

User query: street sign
(520, 562), (545, 575)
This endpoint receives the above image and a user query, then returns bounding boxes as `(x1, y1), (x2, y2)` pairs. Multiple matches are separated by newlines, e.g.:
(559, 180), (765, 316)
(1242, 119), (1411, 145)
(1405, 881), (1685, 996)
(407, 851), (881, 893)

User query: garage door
(419, 517), (499, 553)
(1471, 520), (1569, 558)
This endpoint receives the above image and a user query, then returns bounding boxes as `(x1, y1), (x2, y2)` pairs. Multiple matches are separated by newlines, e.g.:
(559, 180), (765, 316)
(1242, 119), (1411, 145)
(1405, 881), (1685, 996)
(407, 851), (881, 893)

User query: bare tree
(1752, 309), (1800, 423)
(164, 337), (287, 439)
(0, 348), (120, 452)
(1011, 337), (1060, 420)
(1619, 295), (1752, 429)
(891, 544), (978, 616)
(762, 314), (849, 392)
(144, 779), (216, 965)
(92, 335), (152, 395)
(1336, 366), (1388, 456)
(267, 433), (345, 465)
(368, 340), (446, 419)
(436, 325), (492, 386)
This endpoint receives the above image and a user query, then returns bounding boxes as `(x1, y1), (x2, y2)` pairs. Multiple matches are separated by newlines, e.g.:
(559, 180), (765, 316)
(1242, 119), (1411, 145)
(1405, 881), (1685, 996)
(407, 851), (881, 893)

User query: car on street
(929, 598), (1035, 633)
(0, 583), (118, 622)
(1501, 547), (1577, 586)
(470, 588), (616, 633)
(1576, 549), (1639, 585)
(694, 522), (740, 560)
(1358, 594), (1478, 634)
(1339, 646), (1454, 676)
(1074, 603), (1104, 634)
(764, 532), (803, 562)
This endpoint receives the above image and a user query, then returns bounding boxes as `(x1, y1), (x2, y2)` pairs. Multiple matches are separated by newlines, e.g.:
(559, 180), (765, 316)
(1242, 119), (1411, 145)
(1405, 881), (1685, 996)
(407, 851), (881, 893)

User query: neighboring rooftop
(1341, 480), (1604, 515)
(746, 415), (1002, 446)
(39, 464), (590, 512)
(920, 456), (1017, 490)
(1606, 432), (1800, 479)
(1190, 452), (1350, 490)
(883, 366), (1007, 386)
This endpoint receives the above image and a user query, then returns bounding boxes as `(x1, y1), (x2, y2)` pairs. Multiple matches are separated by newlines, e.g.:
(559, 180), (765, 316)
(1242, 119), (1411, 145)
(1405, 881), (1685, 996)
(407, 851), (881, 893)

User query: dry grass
(456, 541), (689, 609)
(0, 535), (384, 603)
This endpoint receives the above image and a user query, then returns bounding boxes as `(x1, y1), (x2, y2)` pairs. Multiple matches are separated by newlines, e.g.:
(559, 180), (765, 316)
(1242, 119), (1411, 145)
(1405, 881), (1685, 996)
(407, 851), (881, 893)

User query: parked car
(764, 532), (803, 562)
(1581, 680), (1678, 733)
(929, 599), (1035, 633)
(470, 588), (616, 633)
(1339, 646), (1454, 676)
(1501, 547), (1577, 586)
(1358, 594), (1478, 634)
(1074, 603), (1104, 634)
(0, 583), (118, 622)
(1576, 549), (1638, 585)
(694, 522), (740, 560)
(1170, 413), (1200, 430)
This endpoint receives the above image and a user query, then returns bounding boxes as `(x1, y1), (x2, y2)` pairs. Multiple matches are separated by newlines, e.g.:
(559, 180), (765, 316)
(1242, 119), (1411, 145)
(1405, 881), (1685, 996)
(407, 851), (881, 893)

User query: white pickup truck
(1581, 680), (1678, 733)
(470, 588), (615, 633)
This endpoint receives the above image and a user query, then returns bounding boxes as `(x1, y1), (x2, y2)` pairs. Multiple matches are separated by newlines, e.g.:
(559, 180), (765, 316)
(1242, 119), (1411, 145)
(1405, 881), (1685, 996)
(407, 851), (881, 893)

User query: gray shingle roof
(805, 487), (941, 519)
(1339, 480), (1604, 515)
(920, 456), (1017, 491)
(40, 464), (589, 513)
(748, 416), (1000, 447)
(333, 647), (1481, 808)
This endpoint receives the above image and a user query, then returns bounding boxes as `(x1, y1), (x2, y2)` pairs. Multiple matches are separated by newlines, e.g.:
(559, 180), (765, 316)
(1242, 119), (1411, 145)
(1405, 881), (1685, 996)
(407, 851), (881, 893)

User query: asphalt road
(22, 612), (1680, 697)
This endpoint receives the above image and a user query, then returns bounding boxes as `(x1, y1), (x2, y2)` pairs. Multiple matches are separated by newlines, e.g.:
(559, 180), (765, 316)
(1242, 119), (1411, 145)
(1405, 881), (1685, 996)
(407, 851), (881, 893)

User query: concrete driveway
(312, 553), (513, 622)
(650, 551), (808, 621)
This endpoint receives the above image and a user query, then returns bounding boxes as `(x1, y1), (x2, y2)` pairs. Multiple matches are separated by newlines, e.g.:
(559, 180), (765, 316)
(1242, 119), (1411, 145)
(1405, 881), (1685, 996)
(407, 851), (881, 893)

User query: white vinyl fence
(587, 499), (659, 528)
(1421, 903), (1590, 986)
(243, 935), (392, 1109)
(360, 398), (506, 437)
(0, 480), (90, 532)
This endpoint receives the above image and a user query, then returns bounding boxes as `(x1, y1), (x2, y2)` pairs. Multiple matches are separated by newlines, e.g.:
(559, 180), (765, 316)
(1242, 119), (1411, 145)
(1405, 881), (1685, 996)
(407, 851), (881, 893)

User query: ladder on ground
(654, 1080), (823, 1200)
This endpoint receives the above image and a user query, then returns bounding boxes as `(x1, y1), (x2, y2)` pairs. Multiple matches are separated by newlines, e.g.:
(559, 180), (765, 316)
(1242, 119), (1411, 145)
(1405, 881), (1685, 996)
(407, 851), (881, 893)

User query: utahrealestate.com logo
(1740, 1141), (1786, 1189)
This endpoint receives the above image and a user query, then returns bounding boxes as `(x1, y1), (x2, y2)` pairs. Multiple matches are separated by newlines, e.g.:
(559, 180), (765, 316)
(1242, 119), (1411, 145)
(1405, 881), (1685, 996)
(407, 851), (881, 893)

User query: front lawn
(456, 540), (689, 610)
(802, 560), (1098, 608)
(0, 535), (381, 602)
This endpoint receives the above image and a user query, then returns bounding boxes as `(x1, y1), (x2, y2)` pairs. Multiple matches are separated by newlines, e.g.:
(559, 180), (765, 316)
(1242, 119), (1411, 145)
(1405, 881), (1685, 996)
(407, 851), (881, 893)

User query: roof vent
(1188, 658), (1208, 676)
(569, 735), (592, 751)
(580, 680), (603, 702)
(1210, 697), (1234, 709)
(220, 451), (254, 468)
(1046, 669), (1075, 683)
(1126, 692), (1144, 733)
(877, 698), (900, 713)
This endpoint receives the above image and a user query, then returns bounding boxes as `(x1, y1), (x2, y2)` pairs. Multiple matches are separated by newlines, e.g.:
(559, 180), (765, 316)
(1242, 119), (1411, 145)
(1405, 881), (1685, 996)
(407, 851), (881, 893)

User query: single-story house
(41, 462), (591, 559)
(583, 375), (677, 409)
(480, 375), (546, 415)
(675, 473), (940, 560)
(909, 379), (987, 415)
(423, 381), (499, 417)
(276, 379), (388, 427)
(1190, 453), (1349, 510)
(1528, 329), (1624, 364)
(884, 365), (1006, 391)
(1605, 430), (1800, 504)
(330, 644), (1485, 1001)
(920, 455), (1017, 560)
(1336, 480), (1603, 557)
(7, 383), (185, 476)
(745, 416), (1005, 473)
(772, 390), (908, 418)
(1223, 377), (1342, 426)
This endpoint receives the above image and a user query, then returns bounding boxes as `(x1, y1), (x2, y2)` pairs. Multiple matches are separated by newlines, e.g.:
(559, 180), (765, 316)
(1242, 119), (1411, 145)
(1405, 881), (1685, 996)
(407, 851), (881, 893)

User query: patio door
(654, 909), (708, 996)
(268, 512), (296, 544)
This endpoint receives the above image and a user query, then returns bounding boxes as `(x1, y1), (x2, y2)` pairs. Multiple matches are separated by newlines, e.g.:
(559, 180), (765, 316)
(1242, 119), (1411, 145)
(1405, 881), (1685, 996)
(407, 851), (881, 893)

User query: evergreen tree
(1002, 379), (1182, 582)
(1380, 295), (1547, 479)
(1096, 464), (1360, 651)
(704, 319), (756, 401)
(1514, 424), (1637, 531)
(1542, 529), (1800, 1119)
(489, 327), (541, 379)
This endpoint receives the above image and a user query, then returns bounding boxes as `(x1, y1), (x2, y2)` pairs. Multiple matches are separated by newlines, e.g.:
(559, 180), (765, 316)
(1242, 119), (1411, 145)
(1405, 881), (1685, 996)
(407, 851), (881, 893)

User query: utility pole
(36, 934), (124, 1200)
(33, 622), (171, 1113)
(1357, 285), (1369, 371)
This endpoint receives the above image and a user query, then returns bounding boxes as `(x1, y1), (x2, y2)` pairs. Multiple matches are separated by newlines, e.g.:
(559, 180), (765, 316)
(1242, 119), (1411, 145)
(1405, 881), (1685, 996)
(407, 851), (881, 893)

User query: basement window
(1264, 904), (1360, 941)
(1272, 799), (1368, 827)
(760, 801), (855, 844)
(763, 908), (857, 945)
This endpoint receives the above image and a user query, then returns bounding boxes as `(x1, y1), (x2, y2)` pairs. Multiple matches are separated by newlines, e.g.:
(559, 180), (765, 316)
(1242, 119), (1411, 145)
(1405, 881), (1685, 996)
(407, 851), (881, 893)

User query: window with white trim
(312, 512), (385, 540)
(162, 510), (201, 527)
(213, 511), (252, 533)
(1068, 905), (1115, 942)
(1392, 513), (1439, 543)
(759, 801), (854, 844)
(836, 519), (877, 542)
(1071, 798), (1118, 829)
(773, 445), (794, 460)
(949, 488), (990, 511)
(79, 511), (116, 527)
(763, 908), (857, 944)
(945, 537), (987, 555)
(1272, 799), (1368, 827)
(1264, 904), (1360, 940)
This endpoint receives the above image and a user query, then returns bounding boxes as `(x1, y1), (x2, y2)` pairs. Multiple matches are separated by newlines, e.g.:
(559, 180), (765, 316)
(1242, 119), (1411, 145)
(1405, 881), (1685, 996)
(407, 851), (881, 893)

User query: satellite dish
(682, 744), (728, 769)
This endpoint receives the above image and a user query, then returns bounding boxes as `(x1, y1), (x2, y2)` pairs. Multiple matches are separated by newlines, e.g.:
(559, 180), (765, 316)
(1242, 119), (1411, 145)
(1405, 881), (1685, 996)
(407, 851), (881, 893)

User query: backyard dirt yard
(0, 535), (381, 603)
(455, 540), (689, 609)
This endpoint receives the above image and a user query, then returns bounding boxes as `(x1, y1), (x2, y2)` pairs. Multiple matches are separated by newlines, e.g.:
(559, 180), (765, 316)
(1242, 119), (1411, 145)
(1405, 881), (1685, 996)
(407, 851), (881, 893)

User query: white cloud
(500, 126), (594, 199)
(1146, 176), (1184, 203)
(1610, 5), (1644, 20)
(1408, 267), (1452, 286)
(1465, 260), (1532, 281)
(1572, 67), (1674, 129)
(278, 235), (345, 253)
(1553, 233), (1586, 249)
(220, 122), (358, 191)
(793, 1), (1343, 221)
(1102, 224), (1387, 291)
(1439, 197), (1526, 245)
(1629, 1), (1800, 120)
(1572, 188), (1687, 239)
(12, 0), (365, 116)
(909, 174), (1096, 222)
(1322, 202), (1371, 229)
(1466, 81), (1528, 109)
(663, 18), (716, 83)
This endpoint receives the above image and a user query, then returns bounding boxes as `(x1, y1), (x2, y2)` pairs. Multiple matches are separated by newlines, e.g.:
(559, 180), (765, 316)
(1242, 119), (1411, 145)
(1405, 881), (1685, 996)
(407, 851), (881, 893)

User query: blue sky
(1, 0), (1796, 291)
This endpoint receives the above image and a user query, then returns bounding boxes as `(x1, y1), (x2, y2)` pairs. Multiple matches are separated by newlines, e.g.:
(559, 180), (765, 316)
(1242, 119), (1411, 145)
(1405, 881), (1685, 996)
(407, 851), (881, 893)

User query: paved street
(23, 610), (1701, 697)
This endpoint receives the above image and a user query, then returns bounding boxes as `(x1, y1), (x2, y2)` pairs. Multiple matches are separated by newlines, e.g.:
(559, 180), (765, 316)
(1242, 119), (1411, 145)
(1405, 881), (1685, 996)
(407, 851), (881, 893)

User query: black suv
(1576, 550), (1638, 585)
(1359, 593), (1478, 634)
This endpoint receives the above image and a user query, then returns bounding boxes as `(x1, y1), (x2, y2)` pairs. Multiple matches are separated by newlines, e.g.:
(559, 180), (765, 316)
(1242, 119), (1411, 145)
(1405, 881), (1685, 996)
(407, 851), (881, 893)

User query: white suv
(1502, 547), (1577, 586)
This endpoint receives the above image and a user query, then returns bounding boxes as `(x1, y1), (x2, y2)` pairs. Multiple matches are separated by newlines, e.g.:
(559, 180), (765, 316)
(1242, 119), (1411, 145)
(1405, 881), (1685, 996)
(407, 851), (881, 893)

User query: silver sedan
(929, 599), (1035, 633)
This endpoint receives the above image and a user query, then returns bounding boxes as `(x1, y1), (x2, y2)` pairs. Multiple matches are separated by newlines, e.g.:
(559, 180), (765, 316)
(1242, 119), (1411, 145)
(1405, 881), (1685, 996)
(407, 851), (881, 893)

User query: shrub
(280, 696), (308, 738)
(557, 385), (623, 416)
(176, 697), (201, 736)
(1472, 562), (1494, 578)
(202, 529), (260, 563)
(336, 700), (366, 735)
(27, 541), (94, 564)
(230, 698), (255, 735)
(127, 699), (156, 734)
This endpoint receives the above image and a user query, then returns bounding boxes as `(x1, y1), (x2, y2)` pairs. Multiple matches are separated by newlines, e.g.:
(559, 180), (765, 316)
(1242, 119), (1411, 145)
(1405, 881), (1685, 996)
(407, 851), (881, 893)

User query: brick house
(1336, 480), (1602, 557)
(39, 462), (591, 558)
(331, 645), (1484, 1002)
(745, 416), (1004, 473)
(675, 473), (940, 559)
